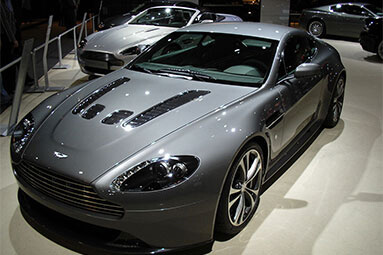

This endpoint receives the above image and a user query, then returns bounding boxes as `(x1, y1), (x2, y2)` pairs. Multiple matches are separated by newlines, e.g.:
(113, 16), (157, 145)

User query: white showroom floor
(0, 39), (382, 255)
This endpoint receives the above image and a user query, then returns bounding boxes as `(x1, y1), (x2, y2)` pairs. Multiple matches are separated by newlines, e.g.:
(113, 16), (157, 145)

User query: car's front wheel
(324, 75), (345, 128)
(308, 20), (326, 38)
(215, 143), (263, 235)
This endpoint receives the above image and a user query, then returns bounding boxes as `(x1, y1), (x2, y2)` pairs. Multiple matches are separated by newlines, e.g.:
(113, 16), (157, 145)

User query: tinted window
(129, 8), (196, 28)
(331, 4), (369, 16)
(129, 32), (278, 87)
(280, 36), (315, 77)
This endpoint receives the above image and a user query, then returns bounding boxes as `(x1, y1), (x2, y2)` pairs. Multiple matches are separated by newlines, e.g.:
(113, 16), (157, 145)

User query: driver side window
(278, 36), (315, 78)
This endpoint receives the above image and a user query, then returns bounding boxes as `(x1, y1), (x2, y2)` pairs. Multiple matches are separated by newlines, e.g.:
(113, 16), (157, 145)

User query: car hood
(85, 24), (177, 54)
(23, 69), (255, 183)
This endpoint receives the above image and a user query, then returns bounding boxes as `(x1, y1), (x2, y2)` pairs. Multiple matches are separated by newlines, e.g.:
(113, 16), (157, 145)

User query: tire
(377, 41), (383, 60)
(323, 75), (345, 128)
(215, 143), (264, 235)
(308, 20), (326, 38)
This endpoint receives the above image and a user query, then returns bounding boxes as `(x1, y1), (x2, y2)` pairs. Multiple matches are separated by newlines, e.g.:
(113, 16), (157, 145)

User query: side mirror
(294, 63), (321, 78)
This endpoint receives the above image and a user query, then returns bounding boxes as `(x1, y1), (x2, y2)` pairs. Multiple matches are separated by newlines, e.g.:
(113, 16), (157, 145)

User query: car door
(276, 35), (324, 149)
(342, 5), (371, 37)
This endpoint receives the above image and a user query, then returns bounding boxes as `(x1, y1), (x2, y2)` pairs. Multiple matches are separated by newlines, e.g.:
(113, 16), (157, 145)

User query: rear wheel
(215, 143), (263, 235)
(323, 76), (345, 128)
(377, 41), (383, 60)
(308, 20), (325, 38)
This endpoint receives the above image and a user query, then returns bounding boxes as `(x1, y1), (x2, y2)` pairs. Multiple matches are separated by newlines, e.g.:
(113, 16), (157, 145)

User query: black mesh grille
(15, 161), (124, 218)
(80, 51), (117, 61)
(123, 90), (210, 128)
(81, 104), (105, 120)
(73, 77), (130, 114)
(102, 110), (134, 125)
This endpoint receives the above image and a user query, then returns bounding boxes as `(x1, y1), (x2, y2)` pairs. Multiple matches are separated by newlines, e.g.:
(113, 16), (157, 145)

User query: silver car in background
(77, 6), (242, 75)
(300, 2), (383, 38)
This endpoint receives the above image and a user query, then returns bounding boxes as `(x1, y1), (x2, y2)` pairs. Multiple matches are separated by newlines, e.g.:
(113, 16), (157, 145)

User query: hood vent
(123, 90), (210, 128)
(102, 110), (134, 125)
(81, 104), (105, 120)
(72, 77), (130, 115)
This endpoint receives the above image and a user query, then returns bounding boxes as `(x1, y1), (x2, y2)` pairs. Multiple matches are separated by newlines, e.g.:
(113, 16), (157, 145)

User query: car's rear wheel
(215, 143), (263, 235)
(323, 75), (345, 128)
(377, 41), (383, 60)
(308, 20), (325, 38)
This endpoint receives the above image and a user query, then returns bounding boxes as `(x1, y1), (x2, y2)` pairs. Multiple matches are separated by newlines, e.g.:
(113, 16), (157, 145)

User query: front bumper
(77, 50), (133, 75)
(18, 189), (213, 255)
(14, 165), (216, 252)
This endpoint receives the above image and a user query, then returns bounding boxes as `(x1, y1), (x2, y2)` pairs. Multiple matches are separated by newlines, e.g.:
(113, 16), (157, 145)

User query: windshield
(364, 4), (383, 16)
(129, 7), (197, 28)
(128, 32), (278, 87)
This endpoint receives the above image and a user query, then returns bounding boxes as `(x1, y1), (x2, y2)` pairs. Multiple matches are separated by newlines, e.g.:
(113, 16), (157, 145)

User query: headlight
(111, 156), (199, 192)
(11, 113), (35, 155)
(120, 45), (149, 56)
(78, 39), (87, 49)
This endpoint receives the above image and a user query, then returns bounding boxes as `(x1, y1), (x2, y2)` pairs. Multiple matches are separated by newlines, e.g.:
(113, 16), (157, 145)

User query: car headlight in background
(120, 44), (150, 56)
(11, 113), (35, 155)
(111, 156), (199, 192)
(78, 39), (87, 49)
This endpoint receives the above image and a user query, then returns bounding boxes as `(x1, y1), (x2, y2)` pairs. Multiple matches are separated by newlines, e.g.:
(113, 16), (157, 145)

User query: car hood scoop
(24, 69), (255, 183)
(124, 90), (210, 128)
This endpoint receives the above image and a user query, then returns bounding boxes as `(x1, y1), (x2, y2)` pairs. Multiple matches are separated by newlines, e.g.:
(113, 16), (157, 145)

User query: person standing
(0, 0), (19, 96)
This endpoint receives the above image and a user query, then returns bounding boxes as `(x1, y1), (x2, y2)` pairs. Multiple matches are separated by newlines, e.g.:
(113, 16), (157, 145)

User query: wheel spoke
(336, 81), (344, 98)
(245, 185), (260, 197)
(230, 186), (241, 196)
(246, 157), (261, 185)
(233, 194), (244, 224)
(229, 192), (241, 208)
(238, 159), (247, 182)
(244, 189), (256, 211)
(238, 198), (247, 225)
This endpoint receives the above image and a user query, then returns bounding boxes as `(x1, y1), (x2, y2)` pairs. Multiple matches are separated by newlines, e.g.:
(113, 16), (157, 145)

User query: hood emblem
(54, 151), (68, 159)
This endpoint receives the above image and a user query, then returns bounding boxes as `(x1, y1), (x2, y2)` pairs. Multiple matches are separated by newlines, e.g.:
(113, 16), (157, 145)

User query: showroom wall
(260, 0), (291, 26)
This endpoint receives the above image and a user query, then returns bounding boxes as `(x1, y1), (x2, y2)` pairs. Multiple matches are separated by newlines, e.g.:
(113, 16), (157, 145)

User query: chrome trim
(15, 161), (124, 217)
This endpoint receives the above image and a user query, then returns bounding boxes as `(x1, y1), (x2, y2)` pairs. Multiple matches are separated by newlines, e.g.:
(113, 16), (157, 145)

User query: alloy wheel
(332, 77), (345, 123)
(228, 149), (262, 226)
(309, 21), (324, 37)
(378, 41), (383, 60)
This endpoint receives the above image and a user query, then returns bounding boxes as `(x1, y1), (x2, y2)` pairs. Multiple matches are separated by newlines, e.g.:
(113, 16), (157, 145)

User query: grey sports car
(77, 6), (242, 75)
(12, 22), (346, 254)
(300, 2), (383, 38)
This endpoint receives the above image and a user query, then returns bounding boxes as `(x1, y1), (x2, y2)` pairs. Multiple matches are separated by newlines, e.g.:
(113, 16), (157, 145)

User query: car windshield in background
(365, 4), (383, 16)
(128, 32), (278, 87)
(129, 8), (197, 28)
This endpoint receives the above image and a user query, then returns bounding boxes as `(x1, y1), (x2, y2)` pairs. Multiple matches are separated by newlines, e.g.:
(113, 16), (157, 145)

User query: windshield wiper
(130, 64), (153, 74)
(158, 68), (216, 82)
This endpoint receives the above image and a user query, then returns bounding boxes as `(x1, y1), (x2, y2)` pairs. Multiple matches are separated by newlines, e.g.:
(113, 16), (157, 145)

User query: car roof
(177, 22), (298, 41)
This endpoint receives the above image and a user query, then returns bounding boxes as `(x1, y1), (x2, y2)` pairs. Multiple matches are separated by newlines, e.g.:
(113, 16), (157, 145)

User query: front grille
(80, 51), (117, 61)
(15, 161), (124, 218)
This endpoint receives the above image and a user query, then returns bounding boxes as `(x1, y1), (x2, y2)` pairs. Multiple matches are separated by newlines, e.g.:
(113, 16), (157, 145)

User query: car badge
(54, 151), (68, 159)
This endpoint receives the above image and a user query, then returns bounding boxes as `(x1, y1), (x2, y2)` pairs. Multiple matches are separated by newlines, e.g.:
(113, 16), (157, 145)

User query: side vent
(102, 110), (134, 125)
(73, 77), (130, 114)
(81, 104), (105, 120)
(123, 90), (210, 128)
